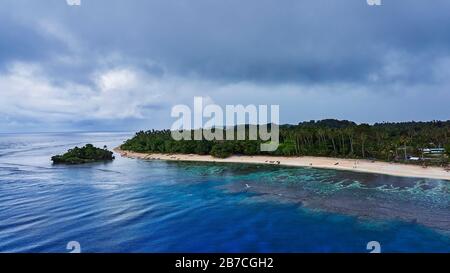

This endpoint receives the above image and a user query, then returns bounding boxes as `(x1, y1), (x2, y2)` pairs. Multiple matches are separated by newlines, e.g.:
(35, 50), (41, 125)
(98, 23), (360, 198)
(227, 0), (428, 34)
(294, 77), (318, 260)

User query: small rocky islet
(51, 144), (115, 164)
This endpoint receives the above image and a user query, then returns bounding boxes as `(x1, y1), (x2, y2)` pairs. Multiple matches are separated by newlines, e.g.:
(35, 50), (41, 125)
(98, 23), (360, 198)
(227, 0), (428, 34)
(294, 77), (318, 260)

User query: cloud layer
(1, 0), (449, 131)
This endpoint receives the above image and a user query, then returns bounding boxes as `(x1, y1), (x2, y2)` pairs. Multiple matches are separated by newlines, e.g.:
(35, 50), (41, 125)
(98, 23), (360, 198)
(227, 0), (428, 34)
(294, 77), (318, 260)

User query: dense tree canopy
(121, 119), (450, 164)
(52, 144), (115, 164)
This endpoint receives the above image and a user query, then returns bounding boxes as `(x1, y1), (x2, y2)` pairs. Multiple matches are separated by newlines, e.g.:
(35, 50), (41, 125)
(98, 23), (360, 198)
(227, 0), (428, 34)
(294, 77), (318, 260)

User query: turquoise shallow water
(0, 132), (449, 253)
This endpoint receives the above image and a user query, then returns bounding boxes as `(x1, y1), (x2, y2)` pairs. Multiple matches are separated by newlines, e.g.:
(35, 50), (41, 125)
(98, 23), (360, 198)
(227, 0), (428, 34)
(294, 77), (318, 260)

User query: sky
(0, 0), (450, 132)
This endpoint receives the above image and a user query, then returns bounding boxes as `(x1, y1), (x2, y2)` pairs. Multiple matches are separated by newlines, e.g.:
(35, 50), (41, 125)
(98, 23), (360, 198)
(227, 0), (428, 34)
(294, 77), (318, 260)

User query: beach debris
(334, 162), (339, 165)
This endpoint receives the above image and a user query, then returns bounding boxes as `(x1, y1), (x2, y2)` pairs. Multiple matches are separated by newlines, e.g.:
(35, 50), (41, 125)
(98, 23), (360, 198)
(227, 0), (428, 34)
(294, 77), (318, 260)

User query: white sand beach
(115, 148), (450, 181)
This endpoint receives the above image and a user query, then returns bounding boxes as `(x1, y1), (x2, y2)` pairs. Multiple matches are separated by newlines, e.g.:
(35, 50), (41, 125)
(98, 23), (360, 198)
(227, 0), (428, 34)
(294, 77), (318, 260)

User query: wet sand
(115, 148), (450, 181)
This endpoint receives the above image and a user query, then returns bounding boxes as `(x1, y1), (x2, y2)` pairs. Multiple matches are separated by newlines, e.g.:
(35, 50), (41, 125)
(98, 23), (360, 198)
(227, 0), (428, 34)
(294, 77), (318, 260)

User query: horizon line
(1, 118), (449, 134)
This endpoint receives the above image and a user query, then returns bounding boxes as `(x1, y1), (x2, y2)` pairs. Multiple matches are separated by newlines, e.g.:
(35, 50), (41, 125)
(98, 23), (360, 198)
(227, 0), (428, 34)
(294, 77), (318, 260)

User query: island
(51, 144), (115, 164)
(120, 119), (450, 163)
(117, 119), (450, 180)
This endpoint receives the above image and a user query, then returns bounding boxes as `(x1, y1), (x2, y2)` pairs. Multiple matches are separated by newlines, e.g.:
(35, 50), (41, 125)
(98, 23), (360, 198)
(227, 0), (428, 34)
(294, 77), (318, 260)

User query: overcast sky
(1, 0), (450, 132)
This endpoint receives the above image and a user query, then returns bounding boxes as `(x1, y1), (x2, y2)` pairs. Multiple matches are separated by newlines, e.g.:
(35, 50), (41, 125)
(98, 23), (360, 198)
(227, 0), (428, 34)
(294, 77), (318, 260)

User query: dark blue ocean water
(0, 132), (449, 253)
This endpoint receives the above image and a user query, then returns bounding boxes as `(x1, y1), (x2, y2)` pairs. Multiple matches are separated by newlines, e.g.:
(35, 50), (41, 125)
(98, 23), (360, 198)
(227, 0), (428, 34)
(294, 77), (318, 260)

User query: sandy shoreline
(114, 148), (450, 181)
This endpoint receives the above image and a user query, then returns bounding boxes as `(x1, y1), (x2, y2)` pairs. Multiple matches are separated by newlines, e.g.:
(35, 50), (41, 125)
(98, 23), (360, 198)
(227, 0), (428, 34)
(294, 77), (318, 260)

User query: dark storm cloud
(0, 15), (61, 70)
(2, 0), (450, 84)
(1, 0), (450, 132)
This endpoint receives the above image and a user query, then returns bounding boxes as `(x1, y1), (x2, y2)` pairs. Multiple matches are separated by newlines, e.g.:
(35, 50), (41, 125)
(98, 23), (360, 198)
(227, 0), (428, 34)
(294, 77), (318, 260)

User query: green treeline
(121, 119), (450, 163)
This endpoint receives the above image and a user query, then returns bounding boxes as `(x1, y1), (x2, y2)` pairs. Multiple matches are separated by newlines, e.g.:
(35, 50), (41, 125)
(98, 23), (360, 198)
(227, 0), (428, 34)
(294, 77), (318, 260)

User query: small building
(420, 148), (445, 155)
(419, 147), (447, 163)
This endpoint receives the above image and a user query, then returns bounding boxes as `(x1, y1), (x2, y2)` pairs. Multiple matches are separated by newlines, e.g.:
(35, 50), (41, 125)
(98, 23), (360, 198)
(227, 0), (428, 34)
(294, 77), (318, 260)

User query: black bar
(0, 253), (446, 272)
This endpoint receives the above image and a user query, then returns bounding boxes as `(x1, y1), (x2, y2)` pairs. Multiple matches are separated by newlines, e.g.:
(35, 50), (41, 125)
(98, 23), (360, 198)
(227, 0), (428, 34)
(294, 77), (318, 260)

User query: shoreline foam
(114, 148), (450, 181)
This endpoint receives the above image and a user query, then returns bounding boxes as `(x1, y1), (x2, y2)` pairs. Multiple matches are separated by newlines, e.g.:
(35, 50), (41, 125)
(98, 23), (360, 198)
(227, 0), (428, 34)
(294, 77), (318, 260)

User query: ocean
(0, 132), (449, 253)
